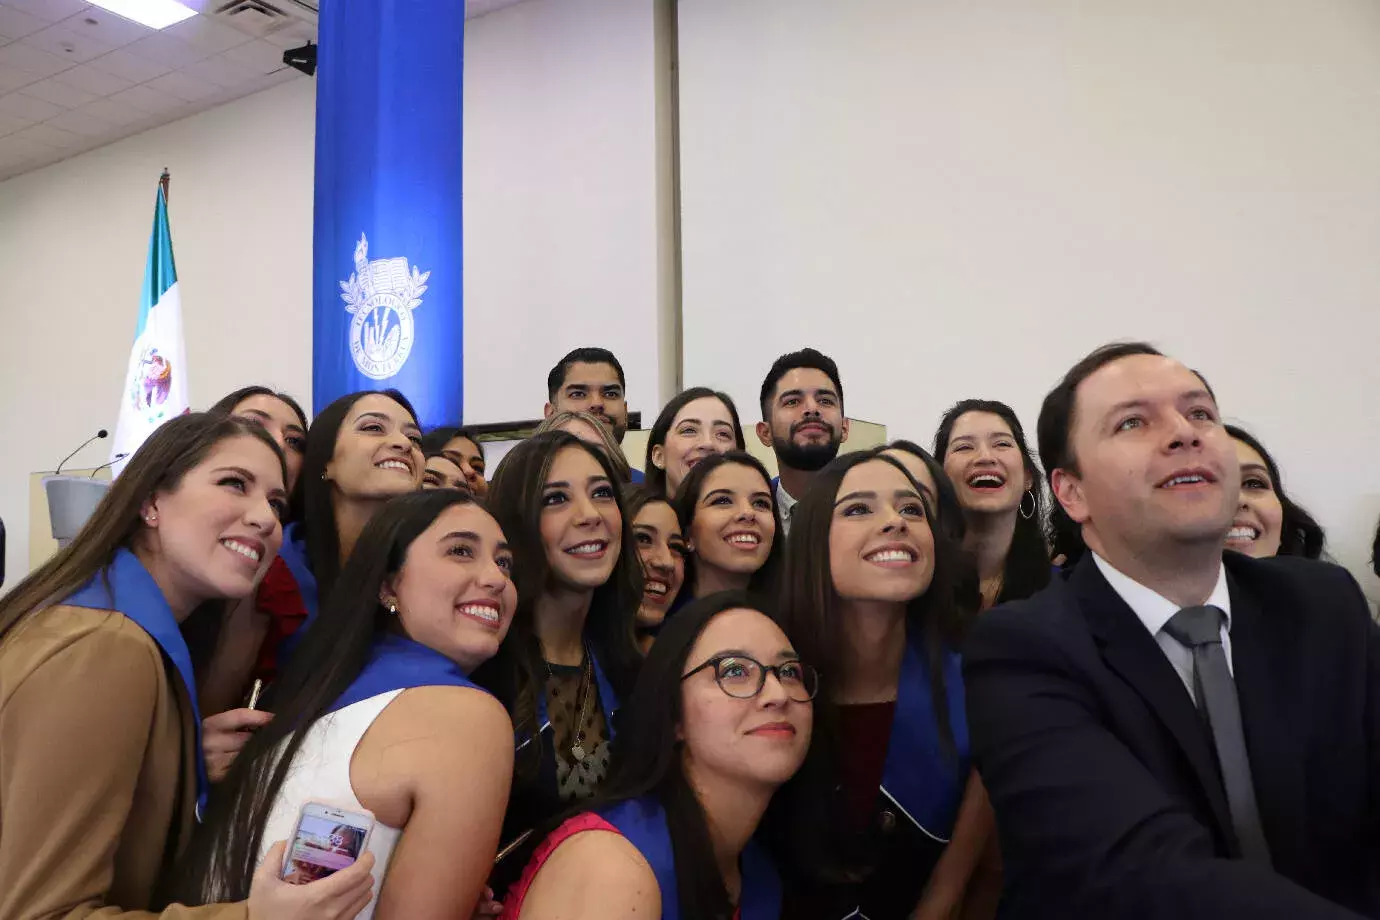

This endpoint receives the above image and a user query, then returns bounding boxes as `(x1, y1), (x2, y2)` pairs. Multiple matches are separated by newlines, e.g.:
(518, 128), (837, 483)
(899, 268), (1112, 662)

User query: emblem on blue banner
(340, 233), (430, 380)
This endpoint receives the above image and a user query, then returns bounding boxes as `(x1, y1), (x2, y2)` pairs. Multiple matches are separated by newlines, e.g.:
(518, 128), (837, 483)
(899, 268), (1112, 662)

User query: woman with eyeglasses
(500, 591), (830, 920)
(782, 451), (993, 920)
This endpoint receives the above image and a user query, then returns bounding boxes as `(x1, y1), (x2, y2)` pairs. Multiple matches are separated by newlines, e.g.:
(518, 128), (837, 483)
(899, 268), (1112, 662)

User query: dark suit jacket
(964, 552), (1380, 919)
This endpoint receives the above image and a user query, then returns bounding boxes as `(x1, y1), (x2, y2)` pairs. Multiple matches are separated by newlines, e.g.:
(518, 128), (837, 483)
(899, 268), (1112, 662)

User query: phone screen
(283, 810), (369, 884)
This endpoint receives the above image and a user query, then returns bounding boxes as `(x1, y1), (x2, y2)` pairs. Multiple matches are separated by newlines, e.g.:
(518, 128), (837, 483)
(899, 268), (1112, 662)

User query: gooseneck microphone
(88, 453), (129, 479)
(55, 429), (109, 476)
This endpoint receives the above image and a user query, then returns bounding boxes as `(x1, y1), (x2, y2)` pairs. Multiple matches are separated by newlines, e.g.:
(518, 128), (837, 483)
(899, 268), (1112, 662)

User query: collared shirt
(1092, 552), (1233, 703)
(775, 478), (799, 536)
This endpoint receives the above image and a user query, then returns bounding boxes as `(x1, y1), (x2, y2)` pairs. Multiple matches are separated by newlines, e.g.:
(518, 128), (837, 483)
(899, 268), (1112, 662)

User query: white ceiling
(0, 0), (530, 182)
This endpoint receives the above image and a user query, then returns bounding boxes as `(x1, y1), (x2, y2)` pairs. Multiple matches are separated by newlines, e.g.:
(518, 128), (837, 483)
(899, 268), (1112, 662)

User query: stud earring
(387, 602), (398, 615)
(144, 511), (158, 524)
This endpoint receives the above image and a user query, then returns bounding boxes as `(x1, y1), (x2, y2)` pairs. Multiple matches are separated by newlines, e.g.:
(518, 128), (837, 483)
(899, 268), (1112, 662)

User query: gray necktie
(1162, 605), (1272, 866)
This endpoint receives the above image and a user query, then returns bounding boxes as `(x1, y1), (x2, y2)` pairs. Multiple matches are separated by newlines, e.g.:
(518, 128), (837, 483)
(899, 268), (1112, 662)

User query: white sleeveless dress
(260, 690), (405, 918)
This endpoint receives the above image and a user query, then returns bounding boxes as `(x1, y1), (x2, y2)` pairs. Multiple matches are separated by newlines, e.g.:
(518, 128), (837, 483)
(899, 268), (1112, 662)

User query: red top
(499, 811), (741, 920)
(838, 700), (897, 832)
(500, 812), (619, 920)
(252, 555), (308, 684)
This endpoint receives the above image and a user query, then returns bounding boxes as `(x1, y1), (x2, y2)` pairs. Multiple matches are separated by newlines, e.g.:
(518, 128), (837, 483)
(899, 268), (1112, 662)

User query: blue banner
(312, 1), (464, 427)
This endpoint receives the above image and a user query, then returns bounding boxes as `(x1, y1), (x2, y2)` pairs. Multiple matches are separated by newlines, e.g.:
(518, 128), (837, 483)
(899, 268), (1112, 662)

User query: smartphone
(281, 801), (375, 884)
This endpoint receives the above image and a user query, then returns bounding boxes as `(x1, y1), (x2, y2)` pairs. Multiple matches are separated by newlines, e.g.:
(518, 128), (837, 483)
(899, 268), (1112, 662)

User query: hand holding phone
(281, 802), (376, 884)
(248, 840), (375, 920)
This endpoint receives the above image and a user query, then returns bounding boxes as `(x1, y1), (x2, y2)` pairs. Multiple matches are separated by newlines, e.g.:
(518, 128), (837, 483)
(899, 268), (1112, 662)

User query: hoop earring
(1019, 489), (1037, 520)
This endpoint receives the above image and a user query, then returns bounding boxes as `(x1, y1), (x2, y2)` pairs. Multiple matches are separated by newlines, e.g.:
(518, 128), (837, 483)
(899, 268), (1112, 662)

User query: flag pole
(160, 168), (170, 206)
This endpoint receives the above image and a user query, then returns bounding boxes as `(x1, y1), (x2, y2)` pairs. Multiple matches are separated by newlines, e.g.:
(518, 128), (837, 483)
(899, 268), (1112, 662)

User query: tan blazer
(0, 604), (247, 919)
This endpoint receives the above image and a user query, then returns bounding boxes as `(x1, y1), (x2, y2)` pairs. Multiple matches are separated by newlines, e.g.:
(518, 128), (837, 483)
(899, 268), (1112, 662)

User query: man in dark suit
(965, 341), (1379, 918)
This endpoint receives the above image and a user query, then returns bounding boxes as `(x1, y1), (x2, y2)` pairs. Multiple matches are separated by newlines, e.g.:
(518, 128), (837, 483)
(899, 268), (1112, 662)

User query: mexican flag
(110, 181), (188, 476)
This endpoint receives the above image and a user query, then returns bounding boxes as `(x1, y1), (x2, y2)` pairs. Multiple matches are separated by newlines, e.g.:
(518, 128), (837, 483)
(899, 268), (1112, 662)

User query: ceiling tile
(108, 82), (185, 114)
(50, 61), (134, 96)
(21, 23), (119, 64)
(180, 52), (260, 88)
(218, 39), (283, 75)
(45, 107), (117, 137)
(123, 32), (213, 70)
(0, 3), (48, 41)
(261, 22), (316, 51)
(0, 109), (30, 135)
(0, 89), (62, 121)
(20, 76), (97, 107)
(13, 121), (82, 149)
(85, 47), (171, 83)
(78, 95), (151, 125)
(0, 0), (88, 24)
(0, 64), (39, 93)
(0, 130), (58, 159)
(145, 69), (219, 102)
(56, 8), (154, 48)
(160, 14), (250, 53)
(0, 41), (72, 79)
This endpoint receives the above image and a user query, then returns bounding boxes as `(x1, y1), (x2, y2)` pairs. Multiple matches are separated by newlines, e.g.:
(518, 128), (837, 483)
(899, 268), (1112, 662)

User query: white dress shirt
(775, 478), (799, 536)
(1092, 552), (1234, 704)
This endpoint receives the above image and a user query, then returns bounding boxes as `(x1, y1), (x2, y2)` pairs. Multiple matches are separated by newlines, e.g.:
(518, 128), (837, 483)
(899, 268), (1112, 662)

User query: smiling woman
(477, 430), (644, 895)
(283, 390), (424, 625)
(0, 414), (379, 918)
(644, 387), (747, 498)
(182, 490), (517, 920)
(934, 400), (1051, 609)
(672, 451), (783, 602)
(780, 450), (989, 920)
(1223, 425), (1326, 560)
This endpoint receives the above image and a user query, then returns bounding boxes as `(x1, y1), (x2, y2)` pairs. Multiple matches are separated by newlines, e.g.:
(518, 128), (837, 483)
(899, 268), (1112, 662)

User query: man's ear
(1050, 468), (1089, 524)
(543, 402), (556, 420)
(755, 420), (773, 449)
(839, 417), (851, 443)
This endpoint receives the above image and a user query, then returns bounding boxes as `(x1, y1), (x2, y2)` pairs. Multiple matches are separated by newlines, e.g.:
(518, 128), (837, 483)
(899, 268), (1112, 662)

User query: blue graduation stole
(599, 796), (783, 920)
(520, 646), (620, 750)
(62, 549), (210, 819)
(328, 632), (487, 714)
(880, 634), (969, 841)
(276, 521), (318, 620)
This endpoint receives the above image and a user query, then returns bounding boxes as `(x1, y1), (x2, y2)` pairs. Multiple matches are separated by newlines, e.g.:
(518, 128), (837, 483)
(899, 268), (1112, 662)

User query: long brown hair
(534, 410), (634, 483)
(0, 414), (285, 644)
(779, 450), (967, 752)
(475, 430), (642, 778)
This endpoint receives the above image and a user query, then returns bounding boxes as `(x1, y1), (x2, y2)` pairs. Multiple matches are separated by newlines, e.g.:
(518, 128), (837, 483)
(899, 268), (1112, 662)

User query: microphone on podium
(55, 429), (109, 476)
(88, 454), (129, 479)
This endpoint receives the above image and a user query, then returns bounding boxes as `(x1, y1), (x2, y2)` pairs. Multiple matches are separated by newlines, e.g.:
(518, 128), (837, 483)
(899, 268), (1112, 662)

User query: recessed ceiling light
(88, 0), (198, 31)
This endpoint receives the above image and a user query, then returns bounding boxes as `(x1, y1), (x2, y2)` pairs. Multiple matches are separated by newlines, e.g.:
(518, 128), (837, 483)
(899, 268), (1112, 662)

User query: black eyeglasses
(681, 655), (819, 703)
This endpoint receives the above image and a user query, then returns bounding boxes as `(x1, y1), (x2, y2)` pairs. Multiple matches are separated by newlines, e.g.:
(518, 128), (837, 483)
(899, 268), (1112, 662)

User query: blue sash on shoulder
(880, 635), (969, 841)
(599, 796), (783, 920)
(63, 549), (210, 819)
(328, 632), (487, 714)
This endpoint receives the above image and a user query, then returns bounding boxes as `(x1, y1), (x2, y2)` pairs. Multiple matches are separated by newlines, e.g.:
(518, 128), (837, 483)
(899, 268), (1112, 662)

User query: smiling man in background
(756, 348), (849, 534)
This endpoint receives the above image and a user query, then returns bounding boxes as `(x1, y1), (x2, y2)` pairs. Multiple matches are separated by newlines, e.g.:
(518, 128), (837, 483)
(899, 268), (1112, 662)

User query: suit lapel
(1072, 558), (1236, 847)
(1223, 556), (1305, 871)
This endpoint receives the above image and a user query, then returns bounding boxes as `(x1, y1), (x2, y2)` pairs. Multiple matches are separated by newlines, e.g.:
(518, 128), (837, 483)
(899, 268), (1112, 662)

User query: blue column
(312, 1), (465, 427)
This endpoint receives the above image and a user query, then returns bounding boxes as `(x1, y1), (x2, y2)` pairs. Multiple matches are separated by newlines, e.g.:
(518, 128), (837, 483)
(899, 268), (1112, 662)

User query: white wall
(0, 77), (316, 580)
(677, 0), (1380, 583)
(0, 0), (669, 579)
(463, 0), (670, 425)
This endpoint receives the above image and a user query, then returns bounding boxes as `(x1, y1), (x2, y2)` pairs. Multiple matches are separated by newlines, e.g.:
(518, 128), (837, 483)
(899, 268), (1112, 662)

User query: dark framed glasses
(682, 655), (819, 703)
